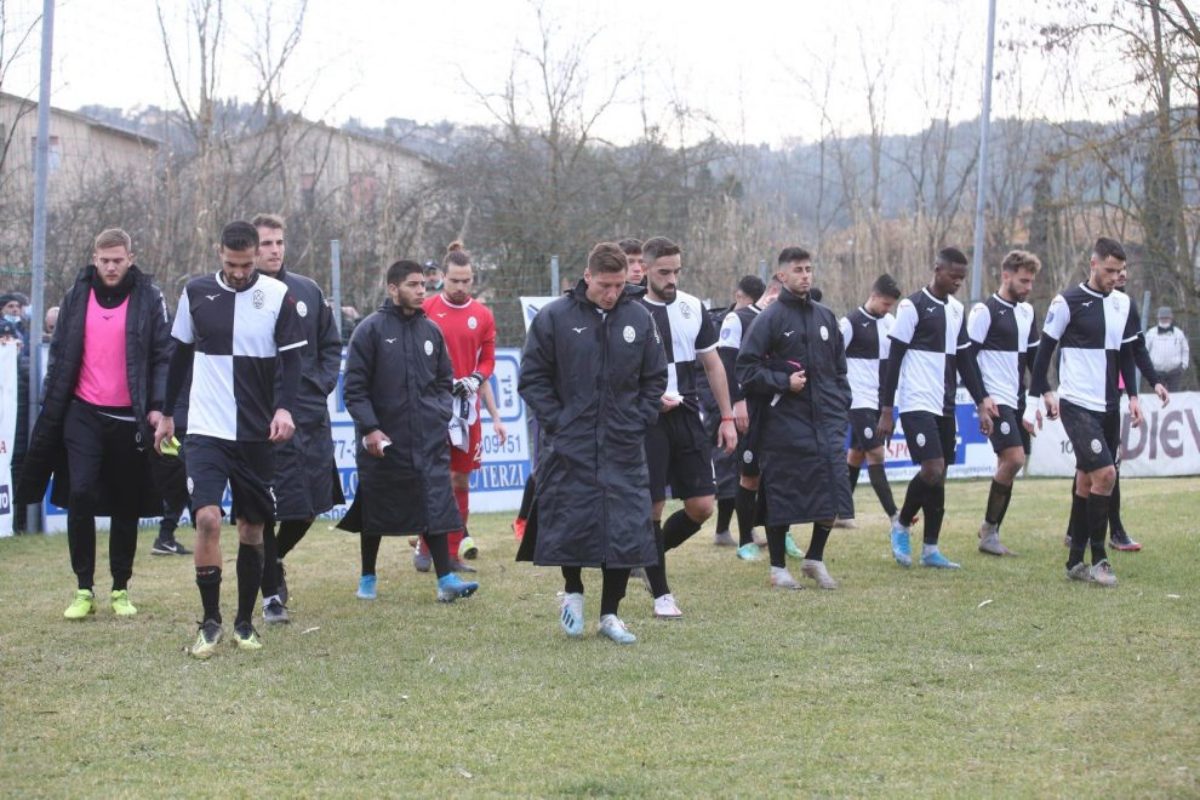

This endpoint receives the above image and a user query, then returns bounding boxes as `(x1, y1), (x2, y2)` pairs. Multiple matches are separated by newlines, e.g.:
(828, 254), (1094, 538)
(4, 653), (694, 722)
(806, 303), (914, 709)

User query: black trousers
(64, 400), (143, 590)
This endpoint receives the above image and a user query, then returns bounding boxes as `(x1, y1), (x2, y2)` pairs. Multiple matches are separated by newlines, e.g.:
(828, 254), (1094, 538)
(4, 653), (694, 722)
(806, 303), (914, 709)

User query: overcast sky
(2, 0), (1136, 145)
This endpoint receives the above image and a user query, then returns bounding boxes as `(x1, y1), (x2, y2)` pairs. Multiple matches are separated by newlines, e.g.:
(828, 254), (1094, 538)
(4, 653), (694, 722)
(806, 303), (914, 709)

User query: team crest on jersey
(1090, 439), (1102, 454)
(680, 303), (692, 319)
(252, 289), (265, 309)
(468, 315), (478, 330)
(296, 300), (308, 318)
(916, 433), (927, 447)
(623, 325), (636, 343)
(820, 325), (829, 341)
(1000, 421), (1010, 435)
(424, 340), (434, 356)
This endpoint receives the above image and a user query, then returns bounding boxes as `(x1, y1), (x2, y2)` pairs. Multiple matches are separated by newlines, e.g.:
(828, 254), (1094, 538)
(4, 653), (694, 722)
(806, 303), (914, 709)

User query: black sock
(261, 520), (280, 598)
(923, 482), (945, 546)
(644, 520), (671, 598)
(766, 525), (788, 568)
(806, 522), (832, 562)
(984, 480), (1013, 526)
(735, 485), (758, 546)
(1108, 473), (1124, 534)
(715, 497), (735, 534)
(600, 567), (630, 616)
(899, 475), (928, 528)
(848, 463), (862, 495)
(562, 566), (584, 595)
(426, 533), (452, 578)
(1087, 493), (1111, 564)
(662, 509), (703, 551)
(235, 543), (263, 626)
(867, 463), (897, 517)
(360, 535), (381, 577)
(1067, 492), (1089, 568)
(196, 566), (221, 623)
(276, 519), (312, 560)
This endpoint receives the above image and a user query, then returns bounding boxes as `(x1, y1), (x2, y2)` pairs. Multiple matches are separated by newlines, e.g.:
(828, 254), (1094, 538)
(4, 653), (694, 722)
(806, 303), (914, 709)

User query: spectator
(43, 306), (59, 342)
(1, 319), (29, 532)
(1145, 306), (1189, 391)
(1, 293), (27, 347)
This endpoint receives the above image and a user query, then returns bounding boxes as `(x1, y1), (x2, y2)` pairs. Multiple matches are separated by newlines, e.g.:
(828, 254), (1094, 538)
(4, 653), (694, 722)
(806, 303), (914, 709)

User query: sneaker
(151, 537), (192, 556)
(263, 596), (290, 625)
(832, 517), (858, 529)
(597, 614), (637, 644)
(460, 535), (479, 560)
(736, 542), (761, 561)
(713, 530), (736, 547)
(233, 621), (263, 650)
(436, 573), (479, 603)
(1066, 562), (1093, 582)
(1090, 559), (1118, 587)
(890, 521), (912, 567)
(560, 592), (584, 637)
(63, 589), (96, 620)
(920, 548), (961, 569)
(512, 518), (527, 540)
(800, 559), (839, 589)
(1109, 530), (1142, 552)
(653, 593), (683, 619)
(189, 619), (223, 659)
(451, 559), (478, 574)
(752, 530), (767, 547)
(769, 566), (803, 590)
(412, 551), (432, 573)
(110, 589), (137, 617)
(356, 574), (377, 600)
(785, 532), (805, 558)
(276, 561), (288, 606)
(978, 525), (1013, 556)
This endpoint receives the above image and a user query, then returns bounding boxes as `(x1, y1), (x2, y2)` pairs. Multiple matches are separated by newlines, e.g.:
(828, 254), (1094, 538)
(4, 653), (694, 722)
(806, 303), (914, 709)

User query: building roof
(0, 91), (161, 147)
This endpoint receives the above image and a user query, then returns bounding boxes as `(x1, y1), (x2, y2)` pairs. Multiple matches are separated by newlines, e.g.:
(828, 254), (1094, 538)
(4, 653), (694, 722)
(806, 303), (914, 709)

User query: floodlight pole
(970, 0), (997, 304)
(330, 239), (342, 339)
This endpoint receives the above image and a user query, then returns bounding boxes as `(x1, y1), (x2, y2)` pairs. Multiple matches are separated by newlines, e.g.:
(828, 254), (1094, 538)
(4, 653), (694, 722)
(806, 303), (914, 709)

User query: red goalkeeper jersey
(423, 294), (497, 380)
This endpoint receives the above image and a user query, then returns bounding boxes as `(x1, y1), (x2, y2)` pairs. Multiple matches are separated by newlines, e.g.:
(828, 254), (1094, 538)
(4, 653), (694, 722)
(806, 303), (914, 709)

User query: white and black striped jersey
(967, 294), (1039, 409)
(838, 306), (895, 410)
(639, 289), (719, 412)
(171, 271), (306, 441)
(888, 288), (970, 416)
(718, 303), (761, 403)
(1036, 282), (1138, 413)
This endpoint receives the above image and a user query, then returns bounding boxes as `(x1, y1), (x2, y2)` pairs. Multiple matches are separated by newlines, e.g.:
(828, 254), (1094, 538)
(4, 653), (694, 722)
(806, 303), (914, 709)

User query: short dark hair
(777, 246), (811, 265)
(736, 275), (765, 302)
(387, 259), (424, 285)
(617, 238), (642, 257)
(251, 213), (285, 232)
(1093, 237), (1127, 263)
(588, 242), (629, 275)
(221, 221), (259, 251)
(871, 273), (901, 299)
(641, 236), (681, 264)
(936, 247), (968, 266)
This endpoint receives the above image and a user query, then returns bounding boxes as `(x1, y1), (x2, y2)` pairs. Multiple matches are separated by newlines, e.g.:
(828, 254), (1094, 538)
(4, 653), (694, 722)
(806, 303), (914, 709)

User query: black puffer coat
(516, 281), (667, 568)
(17, 266), (170, 515)
(736, 288), (853, 526)
(336, 301), (460, 536)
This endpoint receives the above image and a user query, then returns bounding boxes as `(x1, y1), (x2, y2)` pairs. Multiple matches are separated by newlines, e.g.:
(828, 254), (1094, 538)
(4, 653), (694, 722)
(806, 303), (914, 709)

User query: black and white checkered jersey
(170, 271), (307, 441)
(838, 306), (895, 410)
(967, 294), (1039, 409)
(1039, 282), (1138, 413)
(717, 303), (761, 351)
(889, 288), (970, 416)
(639, 289), (719, 411)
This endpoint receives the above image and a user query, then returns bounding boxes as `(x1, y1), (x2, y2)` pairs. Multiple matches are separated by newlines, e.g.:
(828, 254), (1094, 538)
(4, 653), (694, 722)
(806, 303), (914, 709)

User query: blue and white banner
(0, 342), (18, 537)
(872, 388), (999, 482)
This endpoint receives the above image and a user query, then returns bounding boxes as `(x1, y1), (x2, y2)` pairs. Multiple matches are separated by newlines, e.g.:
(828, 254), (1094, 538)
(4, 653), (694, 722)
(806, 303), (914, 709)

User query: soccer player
(637, 236), (737, 618)
(966, 250), (1043, 556)
(337, 260), (479, 604)
(156, 221), (305, 657)
(618, 238), (645, 285)
(250, 214), (343, 624)
(878, 247), (997, 569)
(517, 242), (665, 643)
(19, 228), (172, 618)
(736, 247), (852, 589)
(839, 274), (902, 532)
(413, 242), (504, 570)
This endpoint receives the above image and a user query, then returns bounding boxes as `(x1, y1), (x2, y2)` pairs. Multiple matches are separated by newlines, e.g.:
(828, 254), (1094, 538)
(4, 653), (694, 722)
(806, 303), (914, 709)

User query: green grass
(2, 477), (1198, 798)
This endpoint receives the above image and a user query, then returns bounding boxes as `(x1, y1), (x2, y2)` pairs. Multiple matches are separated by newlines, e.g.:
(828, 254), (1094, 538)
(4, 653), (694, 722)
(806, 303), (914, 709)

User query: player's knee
(920, 461), (945, 485)
(865, 447), (886, 466)
(739, 475), (759, 491)
(686, 497), (714, 522)
(847, 449), (865, 467)
(1091, 465), (1117, 493)
(194, 507), (223, 535)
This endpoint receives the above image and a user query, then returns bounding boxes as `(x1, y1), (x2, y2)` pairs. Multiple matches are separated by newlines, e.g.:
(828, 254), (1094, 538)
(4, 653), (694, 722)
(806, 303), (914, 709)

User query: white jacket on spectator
(1145, 325), (1189, 373)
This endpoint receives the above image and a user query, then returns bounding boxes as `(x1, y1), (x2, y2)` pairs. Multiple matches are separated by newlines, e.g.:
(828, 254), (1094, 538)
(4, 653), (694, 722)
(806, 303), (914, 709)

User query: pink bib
(75, 291), (132, 407)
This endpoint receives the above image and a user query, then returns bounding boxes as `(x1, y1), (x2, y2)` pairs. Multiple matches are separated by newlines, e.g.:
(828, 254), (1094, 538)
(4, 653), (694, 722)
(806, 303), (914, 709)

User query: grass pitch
(1, 477), (1198, 797)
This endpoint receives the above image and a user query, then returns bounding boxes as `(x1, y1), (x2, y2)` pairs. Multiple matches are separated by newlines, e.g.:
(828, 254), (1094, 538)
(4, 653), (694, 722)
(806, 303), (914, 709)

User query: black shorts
(1059, 399), (1119, 473)
(735, 412), (764, 479)
(988, 405), (1029, 454)
(900, 411), (957, 465)
(185, 434), (276, 524)
(848, 408), (886, 451)
(646, 408), (716, 502)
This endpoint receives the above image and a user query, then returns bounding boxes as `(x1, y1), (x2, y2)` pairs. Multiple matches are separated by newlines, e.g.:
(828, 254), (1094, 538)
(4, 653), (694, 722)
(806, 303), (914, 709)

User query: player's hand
(1128, 396), (1143, 428)
(717, 419), (737, 454)
(493, 419), (508, 445)
(153, 415), (175, 454)
(1022, 408), (1044, 437)
(733, 399), (749, 434)
(363, 429), (391, 458)
(1042, 392), (1059, 421)
(877, 408), (894, 444)
(269, 408), (296, 443)
(1154, 383), (1170, 407)
(788, 370), (807, 393)
(661, 393), (682, 412)
(977, 397), (998, 436)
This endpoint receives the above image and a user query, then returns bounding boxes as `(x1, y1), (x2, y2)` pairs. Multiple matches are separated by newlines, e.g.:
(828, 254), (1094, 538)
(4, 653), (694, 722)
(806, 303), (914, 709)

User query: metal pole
(26, 0), (55, 533)
(1139, 289), (1152, 390)
(759, 258), (769, 283)
(970, 0), (997, 304)
(550, 254), (560, 296)
(330, 239), (342, 339)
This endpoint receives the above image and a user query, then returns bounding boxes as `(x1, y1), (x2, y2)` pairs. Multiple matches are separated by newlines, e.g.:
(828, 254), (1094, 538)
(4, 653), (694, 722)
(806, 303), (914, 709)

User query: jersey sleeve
(170, 288), (194, 344)
(838, 316), (852, 350)
(476, 308), (497, 379)
(879, 314), (895, 359)
(695, 302), (719, 353)
(1121, 299), (1140, 344)
(966, 303), (991, 345)
(275, 294), (308, 352)
(1041, 294), (1070, 341)
(718, 312), (743, 350)
(889, 298), (917, 345)
(1027, 308), (1040, 350)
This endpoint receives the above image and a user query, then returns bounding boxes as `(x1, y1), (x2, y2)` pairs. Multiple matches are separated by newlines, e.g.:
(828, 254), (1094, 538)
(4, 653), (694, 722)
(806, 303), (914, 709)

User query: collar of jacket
(571, 279), (637, 309)
(380, 298), (426, 320)
(778, 287), (813, 308)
